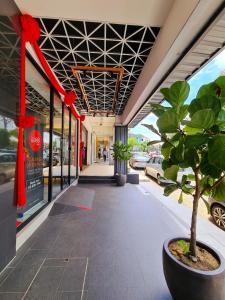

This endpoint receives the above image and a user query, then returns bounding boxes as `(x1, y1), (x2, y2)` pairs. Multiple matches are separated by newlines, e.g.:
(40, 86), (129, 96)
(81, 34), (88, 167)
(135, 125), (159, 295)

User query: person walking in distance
(103, 147), (107, 162)
(98, 147), (101, 160)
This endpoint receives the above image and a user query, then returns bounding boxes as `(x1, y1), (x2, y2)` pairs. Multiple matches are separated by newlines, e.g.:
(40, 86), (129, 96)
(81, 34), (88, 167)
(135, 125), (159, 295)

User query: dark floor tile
(24, 266), (64, 299)
(0, 268), (14, 285)
(87, 286), (151, 300)
(0, 263), (41, 292)
(15, 250), (47, 266)
(43, 258), (69, 267)
(86, 248), (145, 290)
(0, 292), (24, 299)
(58, 258), (87, 292)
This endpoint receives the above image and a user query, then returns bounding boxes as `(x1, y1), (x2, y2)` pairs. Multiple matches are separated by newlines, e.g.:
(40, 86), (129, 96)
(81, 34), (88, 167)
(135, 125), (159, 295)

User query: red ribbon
(64, 90), (77, 106)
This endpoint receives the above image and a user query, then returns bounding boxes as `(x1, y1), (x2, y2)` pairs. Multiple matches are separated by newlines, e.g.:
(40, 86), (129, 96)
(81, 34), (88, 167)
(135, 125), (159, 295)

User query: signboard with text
(23, 111), (44, 213)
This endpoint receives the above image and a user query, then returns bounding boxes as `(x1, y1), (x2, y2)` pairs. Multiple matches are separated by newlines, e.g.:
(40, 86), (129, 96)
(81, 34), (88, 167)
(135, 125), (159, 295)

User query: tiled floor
(0, 183), (185, 299)
(81, 161), (114, 176)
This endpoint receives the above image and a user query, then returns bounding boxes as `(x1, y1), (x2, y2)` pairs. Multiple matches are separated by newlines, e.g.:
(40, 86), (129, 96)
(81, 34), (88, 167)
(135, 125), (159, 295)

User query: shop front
(0, 8), (80, 273)
(16, 55), (80, 229)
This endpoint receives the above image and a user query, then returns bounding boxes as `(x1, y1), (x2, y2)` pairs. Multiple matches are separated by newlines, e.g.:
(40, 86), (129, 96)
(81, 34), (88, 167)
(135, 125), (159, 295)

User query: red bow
(20, 14), (40, 42)
(64, 91), (76, 106)
(16, 115), (35, 128)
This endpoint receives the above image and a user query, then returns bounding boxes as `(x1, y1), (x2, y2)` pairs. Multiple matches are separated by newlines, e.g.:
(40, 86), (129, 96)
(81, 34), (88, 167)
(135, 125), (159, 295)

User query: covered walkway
(81, 161), (114, 176)
(0, 183), (185, 300)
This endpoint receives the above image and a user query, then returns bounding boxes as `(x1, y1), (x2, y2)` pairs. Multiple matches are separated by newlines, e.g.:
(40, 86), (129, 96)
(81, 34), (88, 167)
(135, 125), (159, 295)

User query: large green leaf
(188, 95), (221, 117)
(212, 179), (225, 201)
(160, 81), (190, 107)
(142, 124), (160, 136)
(185, 134), (208, 148)
(216, 109), (225, 128)
(164, 184), (178, 196)
(162, 159), (173, 171)
(161, 142), (173, 159)
(157, 109), (179, 133)
(183, 126), (203, 135)
(147, 140), (161, 146)
(187, 109), (215, 129)
(151, 104), (168, 117)
(178, 191), (183, 203)
(208, 135), (225, 171)
(183, 148), (199, 168)
(215, 76), (225, 97)
(169, 81), (190, 105)
(196, 82), (218, 98)
(174, 140), (185, 162)
(220, 97), (225, 108)
(164, 165), (179, 181)
(200, 152), (222, 178)
(178, 105), (189, 120)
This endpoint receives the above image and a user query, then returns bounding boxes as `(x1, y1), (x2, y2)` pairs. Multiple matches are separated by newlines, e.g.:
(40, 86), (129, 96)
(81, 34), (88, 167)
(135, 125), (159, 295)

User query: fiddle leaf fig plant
(143, 76), (225, 260)
(111, 140), (132, 174)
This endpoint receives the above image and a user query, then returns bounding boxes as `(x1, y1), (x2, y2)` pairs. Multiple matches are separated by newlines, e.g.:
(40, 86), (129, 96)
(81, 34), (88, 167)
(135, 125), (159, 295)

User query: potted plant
(112, 140), (132, 186)
(144, 77), (225, 300)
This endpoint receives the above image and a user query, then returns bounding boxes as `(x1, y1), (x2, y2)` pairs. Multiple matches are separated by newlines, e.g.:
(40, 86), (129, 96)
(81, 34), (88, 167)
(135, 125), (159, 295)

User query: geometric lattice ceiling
(0, 16), (20, 96)
(37, 18), (160, 115)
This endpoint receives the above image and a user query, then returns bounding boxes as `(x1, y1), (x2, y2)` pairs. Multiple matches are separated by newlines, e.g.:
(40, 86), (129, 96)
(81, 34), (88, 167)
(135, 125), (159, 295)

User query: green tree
(0, 128), (10, 148)
(144, 77), (225, 260)
(128, 137), (138, 149)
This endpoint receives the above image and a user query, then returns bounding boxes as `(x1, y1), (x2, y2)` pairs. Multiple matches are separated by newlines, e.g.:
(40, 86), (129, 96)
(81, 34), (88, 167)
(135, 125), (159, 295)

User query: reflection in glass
(52, 93), (62, 198)
(63, 105), (70, 187)
(0, 15), (19, 233)
(70, 116), (77, 181)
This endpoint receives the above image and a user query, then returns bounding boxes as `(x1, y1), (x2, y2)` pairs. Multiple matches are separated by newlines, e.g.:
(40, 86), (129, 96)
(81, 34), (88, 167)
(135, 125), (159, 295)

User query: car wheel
(211, 204), (225, 230)
(157, 174), (161, 185)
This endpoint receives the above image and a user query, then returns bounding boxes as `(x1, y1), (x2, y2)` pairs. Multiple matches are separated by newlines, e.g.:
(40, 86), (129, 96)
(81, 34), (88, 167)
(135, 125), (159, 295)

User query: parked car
(0, 152), (16, 184)
(129, 152), (150, 169)
(43, 152), (59, 167)
(145, 155), (192, 185)
(209, 198), (225, 231)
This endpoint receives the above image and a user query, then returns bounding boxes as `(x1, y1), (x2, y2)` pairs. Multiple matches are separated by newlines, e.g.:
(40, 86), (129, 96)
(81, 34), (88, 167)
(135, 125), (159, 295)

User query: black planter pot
(116, 174), (127, 186)
(163, 237), (225, 300)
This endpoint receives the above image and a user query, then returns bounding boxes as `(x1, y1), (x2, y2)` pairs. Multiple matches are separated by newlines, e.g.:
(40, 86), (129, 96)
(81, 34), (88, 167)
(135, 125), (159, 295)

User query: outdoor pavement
(81, 161), (114, 176)
(0, 183), (186, 300)
(0, 181), (224, 300)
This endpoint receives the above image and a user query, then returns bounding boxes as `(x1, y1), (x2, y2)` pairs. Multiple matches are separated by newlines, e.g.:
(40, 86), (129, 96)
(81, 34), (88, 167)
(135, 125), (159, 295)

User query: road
(129, 167), (209, 220)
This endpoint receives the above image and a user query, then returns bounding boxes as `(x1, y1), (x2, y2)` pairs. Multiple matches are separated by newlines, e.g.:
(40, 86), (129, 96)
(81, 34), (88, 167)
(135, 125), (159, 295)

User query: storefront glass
(52, 93), (62, 197)
(0, 11), (19, 272)
(70, 116), (78, 182)
(16, 58), (50, 225)
(63, 104), (70, 187)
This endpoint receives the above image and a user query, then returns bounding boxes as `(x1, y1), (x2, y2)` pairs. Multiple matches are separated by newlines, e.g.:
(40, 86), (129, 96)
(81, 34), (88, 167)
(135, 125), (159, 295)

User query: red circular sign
(28, 130), (42, 152)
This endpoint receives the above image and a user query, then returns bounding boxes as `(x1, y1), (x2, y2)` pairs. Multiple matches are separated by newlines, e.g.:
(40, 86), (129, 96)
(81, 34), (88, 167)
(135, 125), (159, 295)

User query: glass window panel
(52, 93), (62, 197)
(17, 58), (50, 225)
(63, 105), (70, 187)
(70, 116), (77, 181)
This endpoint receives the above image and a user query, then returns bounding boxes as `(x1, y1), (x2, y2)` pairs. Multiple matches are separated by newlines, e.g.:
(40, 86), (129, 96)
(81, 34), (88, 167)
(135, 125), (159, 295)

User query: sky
(129, 49), (225, 141)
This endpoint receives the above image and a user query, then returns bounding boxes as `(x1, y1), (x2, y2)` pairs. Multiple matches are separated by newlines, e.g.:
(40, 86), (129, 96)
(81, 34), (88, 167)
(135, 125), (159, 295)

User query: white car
(145, 155), (192, 185)
(129, 152), (150, 169)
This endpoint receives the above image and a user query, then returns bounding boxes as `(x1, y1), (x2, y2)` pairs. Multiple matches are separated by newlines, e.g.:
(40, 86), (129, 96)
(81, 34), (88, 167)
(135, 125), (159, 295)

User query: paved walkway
(0, 183), (187, 300)
(81, 161), (114, 176)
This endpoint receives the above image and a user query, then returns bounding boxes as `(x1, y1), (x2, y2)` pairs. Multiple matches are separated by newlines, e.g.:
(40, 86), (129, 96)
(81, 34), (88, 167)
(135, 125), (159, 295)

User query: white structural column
(121, 0), (224, 125)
